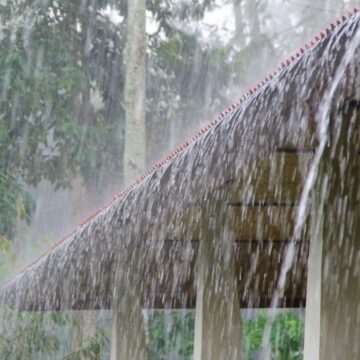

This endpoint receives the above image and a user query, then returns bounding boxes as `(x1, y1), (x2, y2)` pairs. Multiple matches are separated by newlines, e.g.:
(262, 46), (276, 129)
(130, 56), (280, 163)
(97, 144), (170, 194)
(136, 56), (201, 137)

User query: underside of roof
(1, 10), (360, 311)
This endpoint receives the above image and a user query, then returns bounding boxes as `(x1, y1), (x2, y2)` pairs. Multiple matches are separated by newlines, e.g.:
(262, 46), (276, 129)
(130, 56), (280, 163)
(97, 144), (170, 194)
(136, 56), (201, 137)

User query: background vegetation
(0, 308), (304, 359)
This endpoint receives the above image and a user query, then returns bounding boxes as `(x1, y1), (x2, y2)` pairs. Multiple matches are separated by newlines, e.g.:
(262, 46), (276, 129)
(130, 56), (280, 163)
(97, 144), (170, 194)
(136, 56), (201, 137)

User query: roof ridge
(2, 6), (359, 286)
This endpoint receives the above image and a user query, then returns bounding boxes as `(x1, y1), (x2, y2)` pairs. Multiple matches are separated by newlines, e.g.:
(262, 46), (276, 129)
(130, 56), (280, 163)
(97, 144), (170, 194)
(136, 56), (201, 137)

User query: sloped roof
(1, 8), (360, 311)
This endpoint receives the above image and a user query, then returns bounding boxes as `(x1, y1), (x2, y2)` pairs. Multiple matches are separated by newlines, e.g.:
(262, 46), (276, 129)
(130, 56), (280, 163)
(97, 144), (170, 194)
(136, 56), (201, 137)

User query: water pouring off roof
(0, 8), (359, 316)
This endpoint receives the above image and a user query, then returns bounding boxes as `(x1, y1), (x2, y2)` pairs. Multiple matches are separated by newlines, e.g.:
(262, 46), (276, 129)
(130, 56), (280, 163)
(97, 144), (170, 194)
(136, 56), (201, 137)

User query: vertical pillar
(111, 247), (148, 360)
(193, 203), (243, 360)
(304, 104), (360, 360)
(303, 182), (323, 360)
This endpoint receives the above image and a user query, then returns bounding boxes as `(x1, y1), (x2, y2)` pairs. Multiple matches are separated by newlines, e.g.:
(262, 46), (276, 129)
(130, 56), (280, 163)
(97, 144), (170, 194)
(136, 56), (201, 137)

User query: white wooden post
(304, 105), (360, 360)
(193, 204), (244, 360)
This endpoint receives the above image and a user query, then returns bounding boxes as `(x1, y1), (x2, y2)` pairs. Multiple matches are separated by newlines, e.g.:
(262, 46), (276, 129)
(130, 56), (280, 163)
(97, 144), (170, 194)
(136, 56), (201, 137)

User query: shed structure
(1, 9), (360, 360)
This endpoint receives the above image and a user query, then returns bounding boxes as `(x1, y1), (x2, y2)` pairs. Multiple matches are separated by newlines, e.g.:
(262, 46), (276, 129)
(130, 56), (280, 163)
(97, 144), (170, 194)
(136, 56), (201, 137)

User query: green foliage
(243, 310), (305, 360)
(0, 308), (304, 359)
(0, 0), (125, 243)
(0, 308), (110, 359)
(63, 327), (109, 360)
(147, 0), (213, 34)
(270, 312), (304, 360)
(147, 310), (304, 360)
(0, 172), (35, 247)
(147, 29), (245, 159)
(242, 310), (267, 359)
(147, 310), (194, 360)
(0, 309), (65, 359)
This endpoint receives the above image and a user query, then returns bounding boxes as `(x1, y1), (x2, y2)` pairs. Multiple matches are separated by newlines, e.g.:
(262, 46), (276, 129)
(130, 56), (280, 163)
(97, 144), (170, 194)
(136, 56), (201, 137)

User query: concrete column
(193, 203), (243, 360)
(111, 248), (148, 360)
(304, 104), (360, 360)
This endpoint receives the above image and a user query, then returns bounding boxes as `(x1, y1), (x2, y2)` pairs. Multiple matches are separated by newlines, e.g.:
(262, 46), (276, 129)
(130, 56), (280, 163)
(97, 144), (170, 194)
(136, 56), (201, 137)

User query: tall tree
(123, 0), (146, 183)
(111, 1), (148, 359)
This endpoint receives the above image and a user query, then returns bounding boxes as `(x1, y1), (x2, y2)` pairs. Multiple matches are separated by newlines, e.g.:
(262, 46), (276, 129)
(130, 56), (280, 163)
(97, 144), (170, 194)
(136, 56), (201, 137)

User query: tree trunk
(123, 0), (146, 183)
(111, 1), (148, 358)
